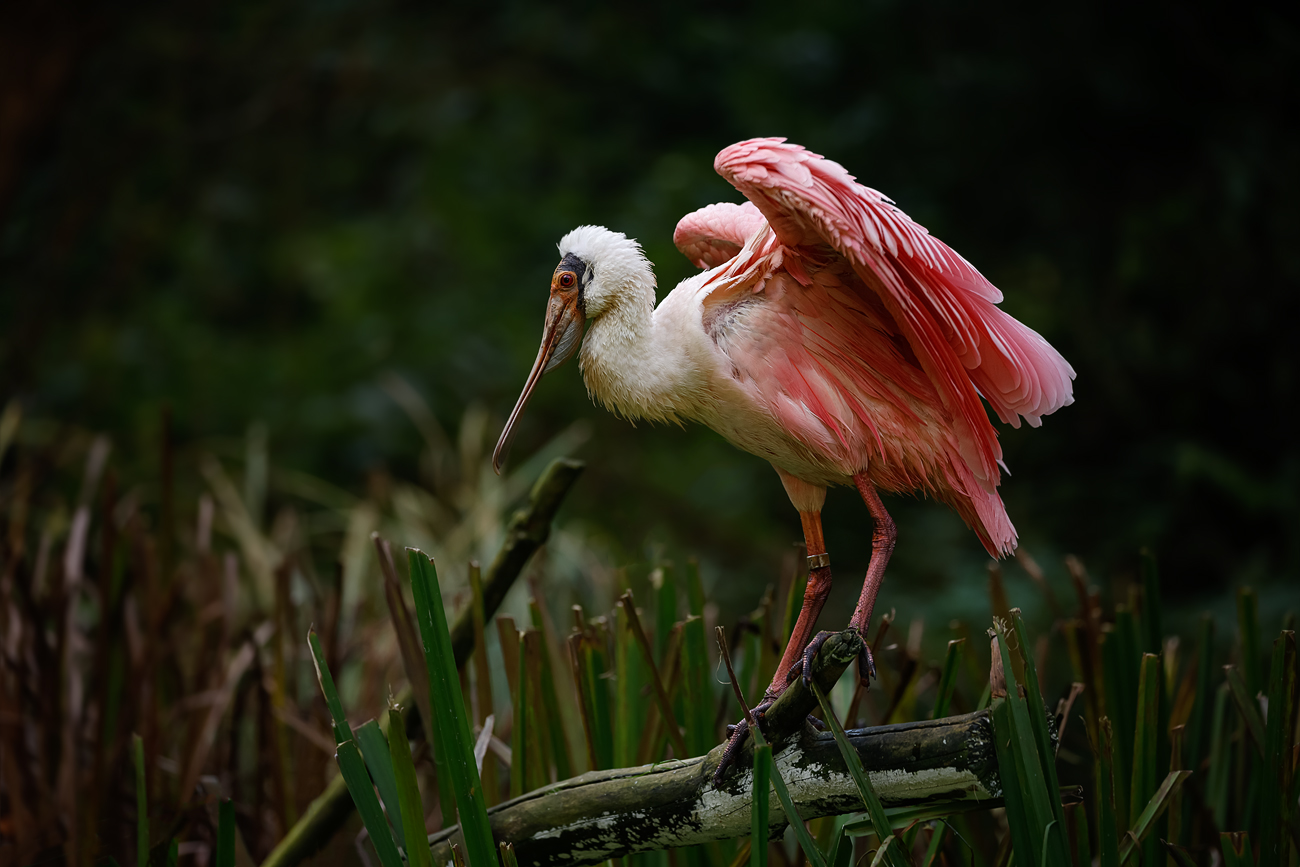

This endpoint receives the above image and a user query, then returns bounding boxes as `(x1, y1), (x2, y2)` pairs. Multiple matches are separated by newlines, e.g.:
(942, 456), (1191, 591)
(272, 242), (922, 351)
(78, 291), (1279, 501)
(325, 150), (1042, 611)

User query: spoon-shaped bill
(492, 291), (585, 474)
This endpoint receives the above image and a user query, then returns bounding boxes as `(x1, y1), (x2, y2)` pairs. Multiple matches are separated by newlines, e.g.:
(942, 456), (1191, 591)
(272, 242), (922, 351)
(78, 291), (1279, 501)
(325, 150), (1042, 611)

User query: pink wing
(673, 201), (767, 268)
(714, 138), (1076, 490)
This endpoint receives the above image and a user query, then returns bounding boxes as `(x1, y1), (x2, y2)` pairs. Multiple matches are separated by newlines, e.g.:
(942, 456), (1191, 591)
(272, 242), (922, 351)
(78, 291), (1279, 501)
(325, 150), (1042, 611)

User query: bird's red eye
(559, 272), (576, 288)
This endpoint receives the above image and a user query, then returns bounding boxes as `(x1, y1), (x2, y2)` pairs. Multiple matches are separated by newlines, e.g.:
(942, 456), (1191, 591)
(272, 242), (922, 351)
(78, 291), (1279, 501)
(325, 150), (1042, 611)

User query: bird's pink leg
(766, 510), (834, 698)
(715, 509), (832, 785)
(798, 473), (894, 687)
(848, 472), (896, 665)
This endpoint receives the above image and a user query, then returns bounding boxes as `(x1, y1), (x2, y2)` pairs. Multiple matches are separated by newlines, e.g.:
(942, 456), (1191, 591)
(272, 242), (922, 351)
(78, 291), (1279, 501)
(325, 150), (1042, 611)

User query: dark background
(3, 0), (1298, 625)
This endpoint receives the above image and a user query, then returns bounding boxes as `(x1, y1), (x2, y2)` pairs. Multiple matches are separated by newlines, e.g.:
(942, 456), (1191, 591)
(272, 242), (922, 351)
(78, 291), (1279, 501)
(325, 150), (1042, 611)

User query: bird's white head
(556, 225), (655, 319)
(492, 225), (655, 473)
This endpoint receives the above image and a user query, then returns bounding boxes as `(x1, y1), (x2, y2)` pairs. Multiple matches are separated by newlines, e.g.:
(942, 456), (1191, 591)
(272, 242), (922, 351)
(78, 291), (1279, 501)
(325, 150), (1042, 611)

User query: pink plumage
(678, 137), (1075, 556)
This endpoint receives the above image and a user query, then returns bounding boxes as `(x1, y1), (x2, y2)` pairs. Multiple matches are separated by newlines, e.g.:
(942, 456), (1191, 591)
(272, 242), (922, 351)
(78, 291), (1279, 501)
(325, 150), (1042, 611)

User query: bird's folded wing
(714, 137), (1076, 485)
(672, 201), (767, 268)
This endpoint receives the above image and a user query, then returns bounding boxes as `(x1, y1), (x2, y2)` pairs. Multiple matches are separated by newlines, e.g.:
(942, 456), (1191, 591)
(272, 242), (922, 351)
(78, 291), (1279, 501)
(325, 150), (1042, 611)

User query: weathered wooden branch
(430, 631), (1001, 866)
(259, 459), (585, 867)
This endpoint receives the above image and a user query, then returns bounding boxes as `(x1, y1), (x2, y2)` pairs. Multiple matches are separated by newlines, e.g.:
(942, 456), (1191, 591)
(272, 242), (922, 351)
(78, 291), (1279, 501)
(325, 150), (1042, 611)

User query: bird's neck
(578, 273), (695, 425)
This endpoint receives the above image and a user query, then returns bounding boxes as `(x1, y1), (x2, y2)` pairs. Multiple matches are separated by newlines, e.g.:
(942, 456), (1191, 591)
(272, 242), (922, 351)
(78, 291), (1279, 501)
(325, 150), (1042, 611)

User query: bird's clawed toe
(712, 695), (777, 787)
(858, 637), (876, 686)
(796, 627), (874, 689)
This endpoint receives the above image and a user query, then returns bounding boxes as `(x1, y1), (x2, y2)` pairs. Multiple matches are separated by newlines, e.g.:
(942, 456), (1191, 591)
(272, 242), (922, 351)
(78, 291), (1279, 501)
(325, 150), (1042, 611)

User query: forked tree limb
(259, 459), (585, 867)
(429, 631), (1001, 866)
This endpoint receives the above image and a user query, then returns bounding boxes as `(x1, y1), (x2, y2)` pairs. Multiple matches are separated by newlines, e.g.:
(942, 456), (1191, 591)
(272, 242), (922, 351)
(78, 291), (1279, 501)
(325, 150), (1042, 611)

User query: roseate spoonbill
(492, 138), (1075, 777)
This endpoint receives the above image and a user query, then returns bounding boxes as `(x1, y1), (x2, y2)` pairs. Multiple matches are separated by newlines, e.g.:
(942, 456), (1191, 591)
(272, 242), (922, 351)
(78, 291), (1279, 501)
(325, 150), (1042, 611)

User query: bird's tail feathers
(940, 457), (1018, 558)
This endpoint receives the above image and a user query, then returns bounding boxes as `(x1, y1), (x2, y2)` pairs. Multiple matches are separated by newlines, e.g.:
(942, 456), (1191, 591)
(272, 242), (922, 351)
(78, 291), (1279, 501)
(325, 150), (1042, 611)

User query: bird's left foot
(713, 694), (777, 786)
(800, 628), (875, 688)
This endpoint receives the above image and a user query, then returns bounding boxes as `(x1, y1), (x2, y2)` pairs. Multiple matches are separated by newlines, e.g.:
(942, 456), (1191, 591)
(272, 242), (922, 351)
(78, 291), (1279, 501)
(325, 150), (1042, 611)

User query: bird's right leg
(716, 473), (830, 784)
(796, 473), (893, 689)
(767, 509), (834, 697)
(764, 471), (833, 701)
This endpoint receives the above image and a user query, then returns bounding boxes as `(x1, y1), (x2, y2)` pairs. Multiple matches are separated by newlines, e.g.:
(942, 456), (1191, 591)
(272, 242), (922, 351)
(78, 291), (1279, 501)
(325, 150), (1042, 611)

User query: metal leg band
(807, 552), (830, 569)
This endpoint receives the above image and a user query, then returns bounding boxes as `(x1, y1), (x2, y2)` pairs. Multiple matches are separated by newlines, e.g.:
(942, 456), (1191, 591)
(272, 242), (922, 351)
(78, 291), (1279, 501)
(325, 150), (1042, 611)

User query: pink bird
(493, 138), (1074, 775)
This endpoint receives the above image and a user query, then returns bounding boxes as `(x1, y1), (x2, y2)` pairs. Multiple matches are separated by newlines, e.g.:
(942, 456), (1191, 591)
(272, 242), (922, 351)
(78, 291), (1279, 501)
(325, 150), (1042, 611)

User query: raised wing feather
(714, 138), (1076, 487)
(673, 201), (767, 268)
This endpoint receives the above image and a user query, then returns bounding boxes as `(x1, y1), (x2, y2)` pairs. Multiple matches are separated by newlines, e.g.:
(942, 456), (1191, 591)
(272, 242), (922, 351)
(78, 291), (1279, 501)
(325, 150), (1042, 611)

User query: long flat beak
(492, 288), (584, 473)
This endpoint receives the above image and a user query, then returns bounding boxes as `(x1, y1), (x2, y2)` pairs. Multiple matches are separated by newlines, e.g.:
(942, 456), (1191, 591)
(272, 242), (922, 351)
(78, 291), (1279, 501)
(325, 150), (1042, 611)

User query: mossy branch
(429, 631), (1001, 866)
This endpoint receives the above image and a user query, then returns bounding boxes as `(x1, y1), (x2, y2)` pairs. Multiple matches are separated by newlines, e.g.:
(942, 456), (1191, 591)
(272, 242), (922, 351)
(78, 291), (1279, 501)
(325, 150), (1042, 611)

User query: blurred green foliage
(3, 0), (1298, 612)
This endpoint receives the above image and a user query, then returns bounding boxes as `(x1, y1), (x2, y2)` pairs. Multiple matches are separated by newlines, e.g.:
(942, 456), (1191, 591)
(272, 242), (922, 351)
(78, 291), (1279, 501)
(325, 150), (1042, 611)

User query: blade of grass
(681, 615), (713, 757)
(1224, 665), (1267, 758)
(920, 821), (945, 867)
(1062, 621), (1098, 741)
(990, 653), (1041, 867)
(652, 566), (677, 661)
(752, 742), (771, 867)
(565, 630), (594, 775)
(685, 558), (705, 617)
(757, 587), (781, 701)
(868, 835), (899, 867)
(308, 631), (405, 867)
(782, 571), (807, 649)
(1185, 615), (1215, 776)
(406, 549), (496, 867)
(1100, 626), (1133, 830)
(216, 800), (235, 867)
(356, 720), (405, 847)
(719, 841), (752, 867)
(825, 820), (853, 867)
(991, 619), (1069, 866)
(1161, 840), (1198, 867)
(614, 596), (648, 769)
(499, 843), (519, 867)
(510, 630), (530, 798)
(1137, 550), (1162, 655)
(1238, 588), (1261, 696)
(374, 540), (452, 822)
(619, 590), (689, 760)
(134, 733), (147, 867)
(1116, 771), (1190, 864)
(1206, 682), (1232, 829)
(269, 562), (296, 830)
(1040, 822), (1064, 867)
(568, 619), (614, 771)
(388, 702), (433, 867)
(1166, 724), (1185, 853)
(1129, 653), (1160, 867)
(811, 680), (908, 867)
(497, 616), (521, 697)
(1011, 610), (1067, 831)
(1068, 803), (1090, 867)
(468, 562), (492, 723)
(636, 621), (685, 766)
(468, 562), (499, 807)
(1221, 831), (1256, 867)
(930, 639), (964, 720)
(337, 740), (405, 867)
(520, 629), (550, 791)
(526, 597), (573, 782)
(1260, 631), (1296, 867)
(738, 622), (762, 720)
(1096, 718), (1120, 867)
